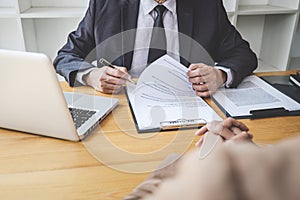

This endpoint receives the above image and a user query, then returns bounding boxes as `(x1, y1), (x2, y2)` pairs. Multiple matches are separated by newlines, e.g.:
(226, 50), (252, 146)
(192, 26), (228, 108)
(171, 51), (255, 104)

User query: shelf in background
(238, 5), (298, 15)
(20, 7), (86, 18)
(0, 0), (299, 72)
(255, 60), (281, 72)
(223, 0), (237, 14)
(0, 8), (17, 18)
(227, 11), (235, 16)
(289, 57), (300, 70)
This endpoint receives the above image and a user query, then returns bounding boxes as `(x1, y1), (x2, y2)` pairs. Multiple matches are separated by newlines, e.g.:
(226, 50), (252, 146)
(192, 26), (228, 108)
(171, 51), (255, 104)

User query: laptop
(0, 49), (118, 141)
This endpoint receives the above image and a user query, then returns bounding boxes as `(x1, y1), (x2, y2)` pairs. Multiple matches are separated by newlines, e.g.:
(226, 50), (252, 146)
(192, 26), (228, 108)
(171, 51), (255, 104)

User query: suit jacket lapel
(120, 0), (140, 69)
(177, 0), (194, 66)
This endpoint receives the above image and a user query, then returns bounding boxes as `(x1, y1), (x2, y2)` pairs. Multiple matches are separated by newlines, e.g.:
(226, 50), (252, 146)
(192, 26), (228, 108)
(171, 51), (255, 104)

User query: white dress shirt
(76, 0), (233, 87)
(130, 0), (180, 77)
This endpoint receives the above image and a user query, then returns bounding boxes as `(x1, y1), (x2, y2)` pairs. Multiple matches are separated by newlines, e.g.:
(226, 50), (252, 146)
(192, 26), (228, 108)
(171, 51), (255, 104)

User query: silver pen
(99, 58), (136, 85)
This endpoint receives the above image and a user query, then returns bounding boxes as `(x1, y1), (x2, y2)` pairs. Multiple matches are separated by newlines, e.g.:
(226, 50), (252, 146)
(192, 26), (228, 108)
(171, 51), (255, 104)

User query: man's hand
(85, 66), (131, 94)
(195, 118), (253, 147)
(187, 63), (227, 97)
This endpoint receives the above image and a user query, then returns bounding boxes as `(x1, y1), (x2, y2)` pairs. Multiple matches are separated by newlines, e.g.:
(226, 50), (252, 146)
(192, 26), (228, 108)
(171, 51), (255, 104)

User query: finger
(193, 82), (219, 97)
(133, 179), (162, 194)
(96, 82), (122, 94)
(117, 67), (133, 81)
(126, 179), (161, 200)
(106, 66), (130, 80)
(187, 64), (211, 78)
(188, 63), (207, 71)
(195, 137), (204, 147)
(195, 90), (211, 98)
(98, 87), (121, 94)
(189, 76), (206, 84)
(118, 66), (128, 74)
(195, 126), (208, 136)
(218, 127), (236, 140)
(104, 85), (123, 94)
(230, 127), (243, 135)
(111, 86), (123, 94)
(190, 73), (220, 95)
(231, 131), (253, 143)
(99, 80), (122, 90)
(101, 72), (126, 85)
(194, 68), (215, 80)
(223, 118), (249, 132)
(233, 119), (249, 131)
(206, 121), (224, 133)
(200, 74), (214, 84)
(195, 68), (224, 88)
(192, 83), (208, 92)
(232, 120), (249, 132)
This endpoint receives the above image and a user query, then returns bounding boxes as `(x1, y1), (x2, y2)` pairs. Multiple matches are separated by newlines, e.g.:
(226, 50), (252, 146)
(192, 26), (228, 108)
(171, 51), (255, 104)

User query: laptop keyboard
(69, 108), (96, 129)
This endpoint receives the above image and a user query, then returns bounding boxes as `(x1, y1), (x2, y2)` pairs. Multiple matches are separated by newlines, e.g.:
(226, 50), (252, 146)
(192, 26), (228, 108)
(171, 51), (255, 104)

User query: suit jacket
(53, 0), (257, 87)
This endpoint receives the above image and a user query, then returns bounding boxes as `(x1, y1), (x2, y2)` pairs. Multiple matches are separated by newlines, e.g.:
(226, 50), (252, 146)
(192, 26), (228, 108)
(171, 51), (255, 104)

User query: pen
(99, 58), (136, 85)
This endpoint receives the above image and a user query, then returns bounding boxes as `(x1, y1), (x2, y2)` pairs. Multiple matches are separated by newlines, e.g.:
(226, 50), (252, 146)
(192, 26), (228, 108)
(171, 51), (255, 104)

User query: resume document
(126, 55), (221, 132)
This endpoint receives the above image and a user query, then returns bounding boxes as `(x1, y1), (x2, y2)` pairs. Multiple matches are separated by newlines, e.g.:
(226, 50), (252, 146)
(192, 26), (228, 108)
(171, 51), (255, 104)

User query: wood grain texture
(0, 71), (299, 199)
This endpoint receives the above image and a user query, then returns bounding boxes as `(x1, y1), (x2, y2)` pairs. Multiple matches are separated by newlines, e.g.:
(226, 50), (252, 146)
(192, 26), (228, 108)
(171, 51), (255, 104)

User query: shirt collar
(141, 0), (177, 16)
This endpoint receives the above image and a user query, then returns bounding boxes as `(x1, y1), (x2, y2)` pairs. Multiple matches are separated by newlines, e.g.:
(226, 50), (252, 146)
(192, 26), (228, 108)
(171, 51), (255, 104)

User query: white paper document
(126, 55), (221, 132)
(212, 75), (300, 118)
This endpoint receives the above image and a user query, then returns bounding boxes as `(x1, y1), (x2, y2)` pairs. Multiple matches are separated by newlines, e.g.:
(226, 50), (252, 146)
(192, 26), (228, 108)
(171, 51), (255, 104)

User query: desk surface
(0, 71), (299, 200)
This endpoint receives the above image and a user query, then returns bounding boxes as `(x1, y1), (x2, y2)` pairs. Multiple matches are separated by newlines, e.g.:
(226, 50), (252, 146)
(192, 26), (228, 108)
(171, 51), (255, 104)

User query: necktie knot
(153, 5), (166, 28)
(155, 5), (166, 18)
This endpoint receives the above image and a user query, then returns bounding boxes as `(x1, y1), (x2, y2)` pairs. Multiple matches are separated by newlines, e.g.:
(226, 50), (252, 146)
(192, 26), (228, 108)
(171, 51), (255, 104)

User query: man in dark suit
(54, 0), (257, 97)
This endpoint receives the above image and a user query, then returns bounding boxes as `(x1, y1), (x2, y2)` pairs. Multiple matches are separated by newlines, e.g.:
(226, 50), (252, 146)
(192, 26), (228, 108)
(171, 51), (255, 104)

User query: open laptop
(0, 49), (118, 141)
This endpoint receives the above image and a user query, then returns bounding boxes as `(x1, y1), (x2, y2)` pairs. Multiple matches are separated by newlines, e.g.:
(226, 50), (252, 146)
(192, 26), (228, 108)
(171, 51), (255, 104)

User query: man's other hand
(187, 63), (226, 97)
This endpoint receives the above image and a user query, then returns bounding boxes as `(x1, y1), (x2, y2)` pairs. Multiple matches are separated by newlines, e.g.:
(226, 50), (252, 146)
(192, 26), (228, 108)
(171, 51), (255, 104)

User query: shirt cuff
(215, 66), (233, 88)
(76, 67), (97, 85)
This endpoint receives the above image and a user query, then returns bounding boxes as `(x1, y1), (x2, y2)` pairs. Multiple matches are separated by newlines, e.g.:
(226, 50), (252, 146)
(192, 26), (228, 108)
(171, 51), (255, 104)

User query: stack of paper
(126, 55), (222, 133)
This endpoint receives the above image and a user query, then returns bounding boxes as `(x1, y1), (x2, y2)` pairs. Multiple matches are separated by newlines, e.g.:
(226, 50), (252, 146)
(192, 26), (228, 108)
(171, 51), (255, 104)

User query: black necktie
(147, 5), (167, 64)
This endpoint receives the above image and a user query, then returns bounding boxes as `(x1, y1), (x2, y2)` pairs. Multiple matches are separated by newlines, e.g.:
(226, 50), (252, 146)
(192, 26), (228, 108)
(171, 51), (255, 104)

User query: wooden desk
(0, 71), (299, 200)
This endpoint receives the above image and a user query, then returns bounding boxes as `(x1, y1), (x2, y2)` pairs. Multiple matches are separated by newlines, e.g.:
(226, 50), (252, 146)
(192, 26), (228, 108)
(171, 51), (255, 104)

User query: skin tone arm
(124, 118), (254, 200)
(187, 64), (227, 98)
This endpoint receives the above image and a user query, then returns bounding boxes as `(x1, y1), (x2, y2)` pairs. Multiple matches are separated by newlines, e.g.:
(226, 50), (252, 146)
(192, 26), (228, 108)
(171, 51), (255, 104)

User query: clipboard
(212, 75), (300, 119)
(260, 75), (300, 104)
(124, 55), (222, 133)
(213, 98), (300, 119)
(125, 89), (207, 133)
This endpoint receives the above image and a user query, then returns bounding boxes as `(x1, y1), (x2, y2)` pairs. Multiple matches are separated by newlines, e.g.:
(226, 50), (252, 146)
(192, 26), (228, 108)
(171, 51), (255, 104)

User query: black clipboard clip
(250, 107), (300, 119)
(160, 118), (207, 131)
